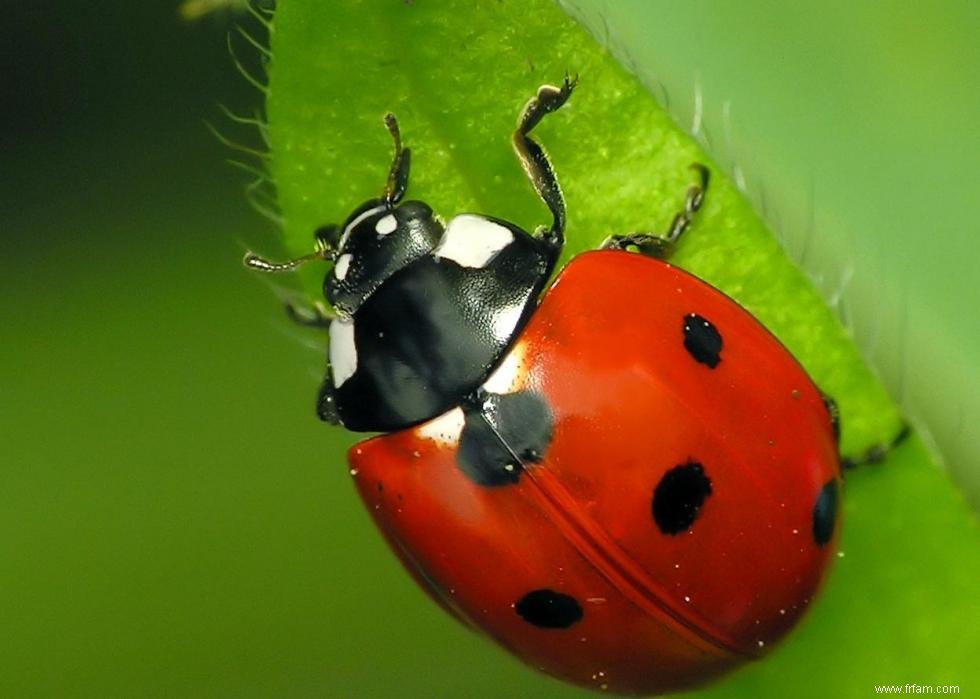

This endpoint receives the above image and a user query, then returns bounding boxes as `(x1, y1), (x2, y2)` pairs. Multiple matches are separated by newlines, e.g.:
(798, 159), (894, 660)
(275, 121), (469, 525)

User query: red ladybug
(246, 78), (842, 695)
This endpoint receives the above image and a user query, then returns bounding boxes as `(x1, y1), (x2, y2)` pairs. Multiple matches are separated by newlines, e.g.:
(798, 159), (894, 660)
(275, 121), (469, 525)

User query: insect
(246, 78), (847, 695)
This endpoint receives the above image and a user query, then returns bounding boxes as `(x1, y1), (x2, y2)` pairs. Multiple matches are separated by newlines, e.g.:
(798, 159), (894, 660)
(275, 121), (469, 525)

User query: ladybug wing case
(349, 251), (840, 696)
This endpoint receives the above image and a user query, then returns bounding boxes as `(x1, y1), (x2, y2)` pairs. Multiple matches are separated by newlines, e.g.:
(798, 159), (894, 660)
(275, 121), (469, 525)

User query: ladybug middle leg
(820, 391), (911, 470)
(820, 392), (842, 445)
(601, 163), (710, 259)
(284, 300), (335, 328)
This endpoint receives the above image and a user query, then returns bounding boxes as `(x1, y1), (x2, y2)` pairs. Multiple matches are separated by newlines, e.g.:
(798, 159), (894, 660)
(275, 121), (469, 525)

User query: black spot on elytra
(456, 390), (554, 487)
(821, 392), (841, 444)
(652, 461), (713, 534)
(683, 313), (722, 368)
(812, 479), (839, 547)
(515, 589), (583, 629)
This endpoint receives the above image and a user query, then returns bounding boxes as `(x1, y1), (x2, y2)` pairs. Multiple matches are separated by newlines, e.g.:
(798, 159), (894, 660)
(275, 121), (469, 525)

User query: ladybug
(246, 77), (845, 695)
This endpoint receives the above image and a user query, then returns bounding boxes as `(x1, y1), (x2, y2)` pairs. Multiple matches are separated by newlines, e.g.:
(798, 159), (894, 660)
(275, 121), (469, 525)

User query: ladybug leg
(841, 424), (911, 470)
(820, 392), (842, 445)
(600, 232), (674, 259)
(316, 371), (342, 424)
(277, 298), (341, 422)
(513, 75), (578, 248)
(821, 390), (912, 470)
(380, 113), (411, 207)
(284, 300), (336, 329)
(601, 163), (710, 259)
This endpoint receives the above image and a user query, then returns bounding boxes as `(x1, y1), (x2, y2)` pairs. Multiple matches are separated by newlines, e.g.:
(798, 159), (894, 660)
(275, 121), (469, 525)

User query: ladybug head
(243, 112), (443, 318)
(321, 197), (443, 317)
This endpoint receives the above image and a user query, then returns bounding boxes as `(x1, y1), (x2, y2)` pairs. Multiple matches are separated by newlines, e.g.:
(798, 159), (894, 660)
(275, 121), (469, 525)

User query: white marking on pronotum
(334, 253), (352, 281)
(338, 204), (386, 250)
(433, 214), (513, 268)
(375, 214), (397, 236)
(416, 407), (466, 446)
(329, 317), (358, 387)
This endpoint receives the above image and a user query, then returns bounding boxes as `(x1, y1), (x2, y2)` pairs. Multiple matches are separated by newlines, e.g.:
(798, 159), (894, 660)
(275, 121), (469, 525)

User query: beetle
(245, 78), (850, 695)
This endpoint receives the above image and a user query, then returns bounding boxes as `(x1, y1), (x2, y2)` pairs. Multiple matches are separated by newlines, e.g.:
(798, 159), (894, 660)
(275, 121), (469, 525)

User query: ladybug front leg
(278, 300), (342, 424)
(316, 369), (342, 425)
(601, 163), (710, 260)
(284, 299), (336, 329)
(513, 75), (577, 249)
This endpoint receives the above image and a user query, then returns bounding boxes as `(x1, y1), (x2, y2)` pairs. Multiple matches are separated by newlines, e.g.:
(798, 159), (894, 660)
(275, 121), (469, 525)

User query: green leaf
(262, 1), (980, 696)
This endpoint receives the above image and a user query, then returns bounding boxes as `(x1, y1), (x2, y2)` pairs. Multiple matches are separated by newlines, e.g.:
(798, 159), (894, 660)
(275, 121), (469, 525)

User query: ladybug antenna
(243, 250), (321, 272)
(243, 237), (334, 273)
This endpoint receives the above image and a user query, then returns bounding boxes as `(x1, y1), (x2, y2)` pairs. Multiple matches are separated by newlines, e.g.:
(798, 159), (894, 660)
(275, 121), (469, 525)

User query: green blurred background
(2, 2), (977, 697)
